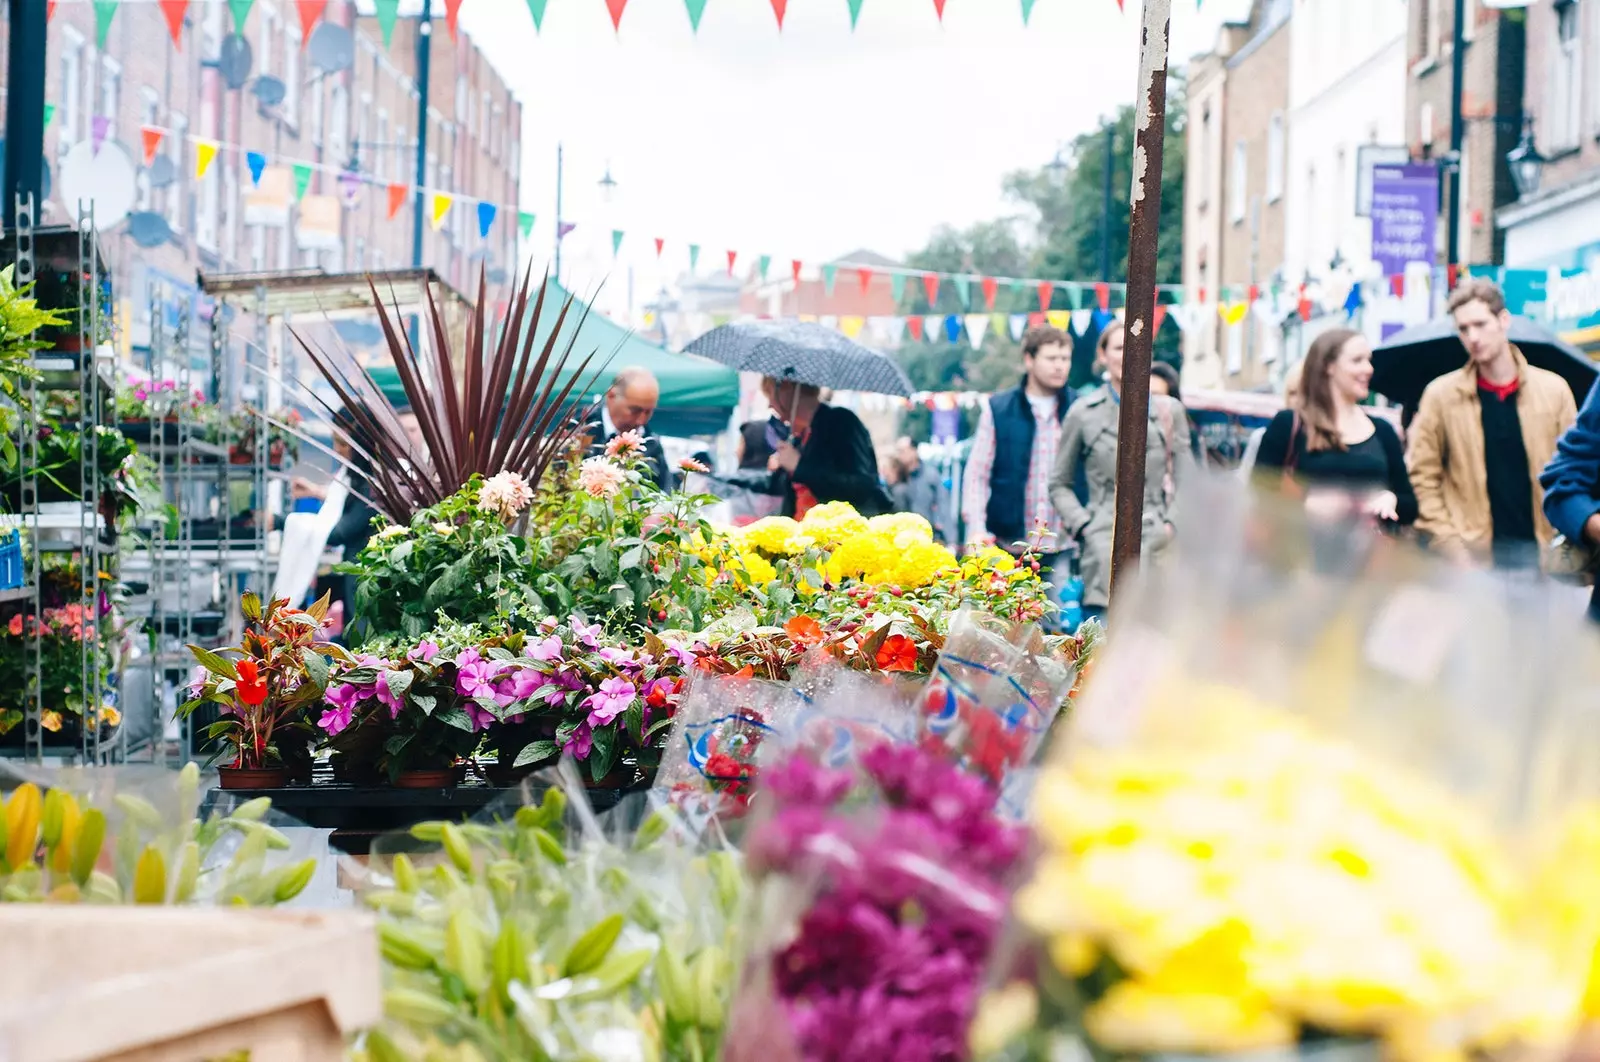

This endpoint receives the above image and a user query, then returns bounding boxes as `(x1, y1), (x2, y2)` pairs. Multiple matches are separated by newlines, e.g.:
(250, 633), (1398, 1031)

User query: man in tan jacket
(1406, 279), (1577, 569)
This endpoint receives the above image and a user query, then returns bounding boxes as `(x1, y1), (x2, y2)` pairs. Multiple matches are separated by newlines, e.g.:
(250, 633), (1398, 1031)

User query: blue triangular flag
(477, 202), (498, 239)
(1008, 313), (1028, 342)
(246, 152), (266, 186)
(944, 315), (962, 343)
(1343, 281), (1363, 318)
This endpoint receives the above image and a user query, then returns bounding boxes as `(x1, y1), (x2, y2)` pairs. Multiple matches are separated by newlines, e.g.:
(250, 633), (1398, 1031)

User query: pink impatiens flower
(584, 677), (637, 725)
(525, 635), (563, 662)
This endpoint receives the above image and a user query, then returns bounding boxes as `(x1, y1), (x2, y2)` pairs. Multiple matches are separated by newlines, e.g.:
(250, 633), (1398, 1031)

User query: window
(329, 84), (349, 161)
(196, 158), (218, 252)
(98, 56), (121, 139)
(1549, 0), (1583, 150)
(1461, 0), (1478, 42)
(202, 2), (224, 55)
(1419, 101), (1436, 150)
(283, 24), (300, 126)
(1198, 104), (1212, 208)
(1266, 112), (1285, 202)
(136, 89), (159, 210)
(1226, 318), (1244, 374)
(354, 237), (365, 270)
(310, 79), (325, 146)
(1230, 140), (1247, 222)
(223, 163), (239, 263)
(376, 109), (390, 179)
(258, 5), (278, 80)
(251, 225), (266, 270)
(480, 92), (491, 147)
(167, 112), (187, 233)
(455, 76), (469, 124)
(395, 123), (408, 183)
(1424, 0), (1444, 60)
(58, 30), (84, 153)
(509, 139), (520, 181)
(491, 105), (503, 161)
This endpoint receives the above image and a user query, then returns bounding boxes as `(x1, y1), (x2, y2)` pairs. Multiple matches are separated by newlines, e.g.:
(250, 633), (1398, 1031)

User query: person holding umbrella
(763, 377), (892, 518)
(1406, 279), (1576, 571)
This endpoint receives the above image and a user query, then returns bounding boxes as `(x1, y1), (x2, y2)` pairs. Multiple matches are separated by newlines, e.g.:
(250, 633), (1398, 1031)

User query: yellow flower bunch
(995, 684), (1599, 1062)
(737, 516), (806, 556)
(798, 501), (870, 547)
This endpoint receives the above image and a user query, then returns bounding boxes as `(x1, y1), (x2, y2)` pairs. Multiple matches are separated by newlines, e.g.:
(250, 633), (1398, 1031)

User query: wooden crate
(0, 906), (381, 1062)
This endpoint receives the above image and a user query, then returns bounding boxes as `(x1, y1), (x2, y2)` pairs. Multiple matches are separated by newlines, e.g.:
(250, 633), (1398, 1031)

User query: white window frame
(376, 109), (390, 180)
(480, 92), (491, 147)
(98, 55), (121, 140)
(1230, 139), (1248, 223)
(223, 162), (239, 264)
(58, 28), (85, 154)
(1549, 0), (1584, 151)
(136, 88), (160, 211)
(1426, 0), (1445, 60)
(1226, 319), (1244, 375)
(251, 224), (266, 270)
(283, 23), (300, 127)
(329, 83), (349, 161)
(167, 111), (188, 234)
(196, 157), (219, 252)
(1266, 112), (1285, 203)
(202, 2), (225, 54)
(258, 4), (278, 80)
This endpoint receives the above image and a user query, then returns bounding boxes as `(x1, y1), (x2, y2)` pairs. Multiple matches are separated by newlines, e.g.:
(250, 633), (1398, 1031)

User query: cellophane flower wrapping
(352, 759), (746, 1062)
(0, 761), (322, 906)
(971, 482), (1600, 1062)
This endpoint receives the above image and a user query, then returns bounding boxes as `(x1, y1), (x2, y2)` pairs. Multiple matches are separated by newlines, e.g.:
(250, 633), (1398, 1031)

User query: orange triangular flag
(158, 0), (189, 45)
(386, 184), (408, 220)
(933, 0), (947, 19)
(46, 0), (56, 20)
(141, 126), (164, 165)
(295, 0), (327, 44)
(444, 0), (465, 40)
(770, 0), (787, 28)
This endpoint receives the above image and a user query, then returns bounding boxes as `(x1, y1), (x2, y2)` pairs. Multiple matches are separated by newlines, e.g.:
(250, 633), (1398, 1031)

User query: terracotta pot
(218, 765), (291, 790)
(228, 450), (252, 466)
(393, 768), (457, 789)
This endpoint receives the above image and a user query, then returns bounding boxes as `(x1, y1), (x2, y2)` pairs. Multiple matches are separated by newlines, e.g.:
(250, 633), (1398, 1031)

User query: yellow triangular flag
(1046, 310), (1071, 331)
(430, 192), (452, 230)
(195, 141), (218, 179)
(1222, 302), (1249, 326)
(840, 315), (865, 339)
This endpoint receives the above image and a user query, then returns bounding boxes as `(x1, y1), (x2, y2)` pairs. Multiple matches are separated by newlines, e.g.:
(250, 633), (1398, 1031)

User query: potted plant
(181, 592), (345, 790)
(0, 600), (123, 748)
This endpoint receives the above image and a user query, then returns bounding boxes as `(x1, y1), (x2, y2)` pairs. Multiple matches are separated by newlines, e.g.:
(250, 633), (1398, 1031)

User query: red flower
(968, 707), (1027, 784)
(784, 614), (826, 646)
(874, 634), (919, 673)
(234, 658), (268, 707)
(7, 614), (20, 636)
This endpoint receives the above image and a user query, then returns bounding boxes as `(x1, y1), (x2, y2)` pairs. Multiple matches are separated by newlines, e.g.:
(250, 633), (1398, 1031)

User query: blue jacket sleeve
(1540, 379), (1600, 541)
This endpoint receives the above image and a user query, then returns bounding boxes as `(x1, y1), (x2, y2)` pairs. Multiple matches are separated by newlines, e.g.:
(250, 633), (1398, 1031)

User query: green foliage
(0, 265), (68, 469)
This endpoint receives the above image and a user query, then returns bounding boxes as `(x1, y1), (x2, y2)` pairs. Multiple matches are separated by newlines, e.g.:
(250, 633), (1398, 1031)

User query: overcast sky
(455, 0), (1252, 305)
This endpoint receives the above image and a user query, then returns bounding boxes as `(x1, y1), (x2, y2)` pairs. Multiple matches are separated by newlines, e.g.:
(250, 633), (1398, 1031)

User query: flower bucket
(393, 768), (457, 789)
(217, 765), (292, 790)
(0, 530), (23, 591)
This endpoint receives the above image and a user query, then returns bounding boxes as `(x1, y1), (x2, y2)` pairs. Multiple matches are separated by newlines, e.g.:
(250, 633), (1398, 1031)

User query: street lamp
(1507, 118), (1547, 198)
(1045, 149), (1068, 182)
(598, 164), (619, 204)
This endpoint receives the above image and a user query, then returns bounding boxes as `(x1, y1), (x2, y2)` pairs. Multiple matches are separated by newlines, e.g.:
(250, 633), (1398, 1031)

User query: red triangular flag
(1116, 0), (1125, 9)
(443, 0), (465, 40)
(1298, 297), (1314, 323)
(46, 0), (56, 20)
(140, 127), (164, 165)
(295, 0), (327, 43)
(1094, 282), (1111, 312)
(858, 267), (873, 294)
(907, 317), (925, 341)
(933, 0), (947, 20)
(770, 0), (788, 28)
(981, 276), (998, 310)
(605, 0), (629, 31)
(922, 273), (940, 305)
(1447, 264), (1461, 289)
(158, 0), (189, 45)
(1198, 286), (1207, 304)
(1390, 274), (1405, 297)
(1037, 281), (1054, 313)
(791, 260), (803, 284)
(726, 250), (738, 276)
(1246, 284), (1259, 302)
(386, 183), (408, 220)
(654, 237), (665, 258)
(1152, 304), (1168, 334)
(1028, 312), (1047, 327)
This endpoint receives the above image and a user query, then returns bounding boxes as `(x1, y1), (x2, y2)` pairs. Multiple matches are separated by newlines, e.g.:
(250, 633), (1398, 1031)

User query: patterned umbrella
(683, 320), (913, 397)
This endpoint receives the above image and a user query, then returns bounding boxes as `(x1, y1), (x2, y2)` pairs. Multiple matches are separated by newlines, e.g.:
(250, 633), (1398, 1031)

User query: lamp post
(1100, 122), (1116, 282)
(1507, 118), (1547, 198)
(412, 0), (434, 269)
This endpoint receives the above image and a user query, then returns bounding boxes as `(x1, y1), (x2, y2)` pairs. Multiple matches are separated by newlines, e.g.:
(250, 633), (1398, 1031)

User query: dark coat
(984, 378), (1074, 544)
(1541, 379), (1600, 619)
(584, 410), (674, 491)
(778, 403), (892, 518)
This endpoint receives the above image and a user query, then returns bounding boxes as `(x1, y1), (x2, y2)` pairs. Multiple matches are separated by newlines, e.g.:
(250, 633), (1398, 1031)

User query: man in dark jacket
(1541, 378), (1600, 620)
(763, 376), (892, 518)
(584, 367), (673, 490)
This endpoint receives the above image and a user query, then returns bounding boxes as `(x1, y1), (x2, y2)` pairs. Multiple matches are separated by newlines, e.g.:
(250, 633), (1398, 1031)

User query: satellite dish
(252, 75), (286, 108)
(147, 154), (176, 188)
(58, 139), (137, 230)
(127, 212), (172, 248)
(218, 34), (253, 90)
(308, 23), (354, 74)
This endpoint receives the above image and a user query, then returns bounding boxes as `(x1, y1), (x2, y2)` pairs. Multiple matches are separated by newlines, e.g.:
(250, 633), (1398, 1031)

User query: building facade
(0, 1), (521, 373)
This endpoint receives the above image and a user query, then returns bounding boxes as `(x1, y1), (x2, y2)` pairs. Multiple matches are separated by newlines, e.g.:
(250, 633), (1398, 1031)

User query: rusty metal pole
(1108, 0), (1174, 603)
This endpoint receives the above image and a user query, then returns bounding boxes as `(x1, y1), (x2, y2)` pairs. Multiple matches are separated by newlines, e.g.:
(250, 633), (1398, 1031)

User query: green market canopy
(366, 280), (739, 439)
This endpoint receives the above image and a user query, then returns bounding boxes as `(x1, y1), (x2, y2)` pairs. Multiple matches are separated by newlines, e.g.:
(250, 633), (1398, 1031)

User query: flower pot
(218, 765), (291, 790)
(393, 768), (457, 789)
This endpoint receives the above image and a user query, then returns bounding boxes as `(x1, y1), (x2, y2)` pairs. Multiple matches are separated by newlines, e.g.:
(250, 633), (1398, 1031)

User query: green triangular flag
(952, 275), (971, 308)
(1067, 284), (1085, 310)
(518, 212), (535, 238)
(93, 0), (117, 49)
(373, 0), (401, 47)
(684, 0), (709, 31)
(1009, 279), (1028, 308)
(688, 244), (701, 272)
(758, 254), (771, 281)
(822, 264), (837, 296)
(890, 272), (905, 304)
(612, 229), (625, 257)
(846, 0), (865, 29)
(228, 0), (255, 33)
(527, 0), (549, 31)
(43, 103), (55, 129)
(293, 163), (313, 200)
(1020, 0), (1037, 24)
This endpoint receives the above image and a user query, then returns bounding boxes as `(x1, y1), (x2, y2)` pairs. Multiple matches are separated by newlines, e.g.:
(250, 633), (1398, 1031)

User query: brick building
(0, 1), (520, 371)
(1181, 0), (1292, 392)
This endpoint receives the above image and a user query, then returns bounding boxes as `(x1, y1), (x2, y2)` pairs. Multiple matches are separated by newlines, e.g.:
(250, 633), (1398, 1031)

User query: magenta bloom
(525, 635), (563, 662)
(465, 701), (498, 731)
(584, 676), (637, 725)
(454, 648), (507, 702)
(598, 646), (635, 666)
(563, 720), (594, 759)
(569, 616), (603, 649)
(407, 640), (440, 663)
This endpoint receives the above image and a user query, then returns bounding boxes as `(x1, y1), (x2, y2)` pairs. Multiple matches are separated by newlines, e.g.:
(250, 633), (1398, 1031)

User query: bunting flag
(194, 140), (218, 179)
(655, 237), (666, 257)
(1047, 310), (1071, 333)
(981, 275), (998, 310)
(480, 202), (499, 239)
(965, 314), (989, 347)
(890, 273), (905, 304)
(247, 151), (267, 185)
(770, 0), (787, 28)
(606, 0), (629, 31)
(1071, 309), (1093, 335)
(684, 0), (708, 31)
(688, 243), (700, 271)
(1010, 279), (1028, 306)
(44, 104), (55, 129)
(1219, 302), (1248, 326)
(1447, 264), (1461, 289)
(519, 212), (536, 238)
(881, 316), (906, 345)
(140, 126), (164, 165)
(91, 116), (110, 155)
(557, 221), (577, 239)
(943, 315), (961, 343)
(791, 259), (803, 284)
(295, 0), (327, 42)
(46, 0), (56, 20)
(158, 0), (188, 45)
(293, 163), (313, 199)
(228, 0), (254, 33)
(821, 264), (837, 296)
(1390, 275), (1405, 297)
(612, 229), (625, 257)
(1020, 0), (1038, 24)
(758, 254), (771, 281)
(933, 0), (948, 22)
(373, 0), (400, 47)
(1008, 314), (1027, 341)
(1343, 283), (1363, 318)
(924, 315), (941, 341)
(840, 315), (864, 339)
(444, 0), (466, 41)
(907, 316), (925, 342)
(1298, 296), (1314, 322)
(431, 192), (452, 230)
(1094, 282), (1111, 311)
(1152, 304), (1168, 335)
(847, 0), (865, 28)
(857, 267), (873, 294)
(1037, 281), (1054, 313)
(726, 249), (738, 276)
(922, 273), (939, 306)
(952, 275), (970, 308)
(93, 0), (117, 48)
(387, 183), (408, 219)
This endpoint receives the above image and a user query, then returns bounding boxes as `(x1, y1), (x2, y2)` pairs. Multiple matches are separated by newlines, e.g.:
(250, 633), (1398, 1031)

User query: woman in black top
(1253, 327), (1417, 530)
(762, 377), (893, 518)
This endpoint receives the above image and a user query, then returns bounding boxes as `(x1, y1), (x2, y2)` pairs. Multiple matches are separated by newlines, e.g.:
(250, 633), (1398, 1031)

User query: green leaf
(592, 542), (617, 580)
(618, 545), (645, 570)
(300, 648), (330, 691)
(512, 740), (559, 768)
(589, 727), (618, 781)
(388, 540), (415, 565)
(384, 734), (414, 755)
(188, 644), (239, 681)
(241, 591), (262, 622)
(436, 706), (475, 732)
(413, 694), (437, 716)
(382, 669), (414, 701)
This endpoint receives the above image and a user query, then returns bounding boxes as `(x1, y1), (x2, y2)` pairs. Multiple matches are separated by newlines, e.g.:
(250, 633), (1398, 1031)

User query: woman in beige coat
(1049, 322), (1192, 621)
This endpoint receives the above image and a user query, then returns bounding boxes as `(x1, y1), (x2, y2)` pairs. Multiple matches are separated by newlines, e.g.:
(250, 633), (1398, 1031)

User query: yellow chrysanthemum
(867, 511), (934, 544)
(735, 549), (777, 588)
(800, 501), (870, 546)
(886, 540), (958, 588)
(961, 545), (1017, 576)
(823, 530), (899, 585)
(736, 516), (805, 555)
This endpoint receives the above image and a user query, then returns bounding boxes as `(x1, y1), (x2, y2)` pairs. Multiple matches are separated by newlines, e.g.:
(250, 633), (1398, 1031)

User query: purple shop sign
(930, 406), (961, 444)
(1370, 163), (1439, 278)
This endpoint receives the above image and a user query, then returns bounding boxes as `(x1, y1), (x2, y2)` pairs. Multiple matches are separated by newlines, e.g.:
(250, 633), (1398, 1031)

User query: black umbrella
(1372, 315), (1597, 412)
(683, 319), (913, 398)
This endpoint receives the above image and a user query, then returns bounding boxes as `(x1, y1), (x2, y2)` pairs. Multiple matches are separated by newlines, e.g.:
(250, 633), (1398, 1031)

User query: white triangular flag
(820, 315), (839, 330)
(926, 315), (944, 340)
(1071, 309), (1094, 335)
(964, 314), (990, 348)
(1008, 313), (1028, 342)
(880, 316), (906, 345)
